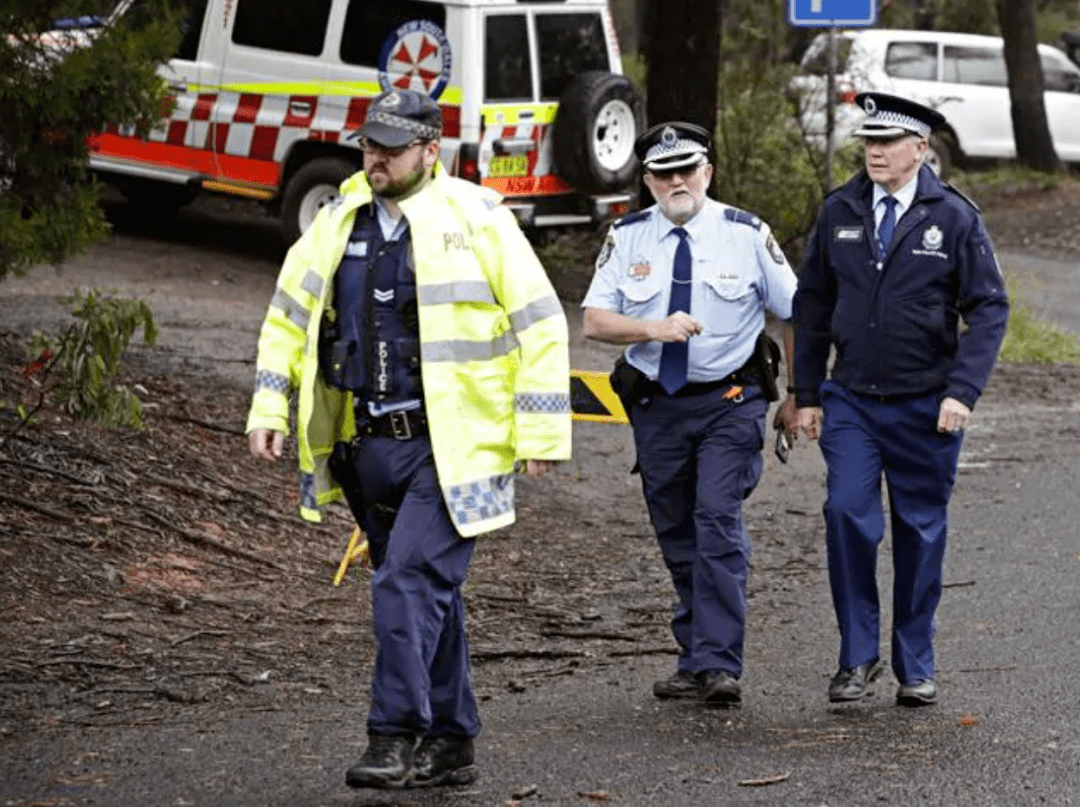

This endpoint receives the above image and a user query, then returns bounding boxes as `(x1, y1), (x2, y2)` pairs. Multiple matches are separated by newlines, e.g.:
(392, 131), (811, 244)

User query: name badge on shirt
(832, 226), (864, 243)
(346, 240), (370, 257)
(629, 262), (652, 279)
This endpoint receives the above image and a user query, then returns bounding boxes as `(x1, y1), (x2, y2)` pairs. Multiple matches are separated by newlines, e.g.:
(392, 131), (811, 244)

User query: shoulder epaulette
(942, 181), (981, 213)
(613, 209), (651, 229)
(723, 207), (762, 230)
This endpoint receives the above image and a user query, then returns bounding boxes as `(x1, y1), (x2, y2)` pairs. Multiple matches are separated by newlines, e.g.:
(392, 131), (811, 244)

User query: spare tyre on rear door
(551, 71), (646, 194)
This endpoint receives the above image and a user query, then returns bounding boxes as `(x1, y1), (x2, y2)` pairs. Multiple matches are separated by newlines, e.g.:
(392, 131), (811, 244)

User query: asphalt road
(2, 199), (1079, 806)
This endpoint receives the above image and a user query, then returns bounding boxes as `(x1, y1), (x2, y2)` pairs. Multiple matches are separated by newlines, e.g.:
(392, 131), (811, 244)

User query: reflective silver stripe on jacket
(299, 270), (324, 299)
(418, 281), (497, 307)
(515, 392), (570, 414)
(423, 331), (520, 363)
(508, 294), (562, 333)
(270, 288), (310, 332)
(444, 473), (514, 527)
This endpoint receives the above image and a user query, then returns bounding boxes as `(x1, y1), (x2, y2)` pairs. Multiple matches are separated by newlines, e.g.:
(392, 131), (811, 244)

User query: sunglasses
(357, 137), (425, 156)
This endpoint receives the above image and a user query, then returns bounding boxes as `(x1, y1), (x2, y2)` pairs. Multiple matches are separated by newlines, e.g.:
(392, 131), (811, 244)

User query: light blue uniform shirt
(582, 198), (797, 383)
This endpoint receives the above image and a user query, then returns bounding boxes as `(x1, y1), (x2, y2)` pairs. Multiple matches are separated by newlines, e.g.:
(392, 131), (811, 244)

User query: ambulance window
(340, 0), (447, 68)
(536, 13), (607, 100)
(232, 0), (332, 56)
(485, 15), (532, 101)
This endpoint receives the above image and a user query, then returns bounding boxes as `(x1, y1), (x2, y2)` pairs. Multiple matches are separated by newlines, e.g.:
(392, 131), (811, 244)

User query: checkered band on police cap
(853, 92), (944, 139)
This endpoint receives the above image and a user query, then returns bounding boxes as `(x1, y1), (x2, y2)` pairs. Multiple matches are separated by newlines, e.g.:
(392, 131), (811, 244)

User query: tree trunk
(998, 0), (1061, 172)
(642, 0), (721, 199)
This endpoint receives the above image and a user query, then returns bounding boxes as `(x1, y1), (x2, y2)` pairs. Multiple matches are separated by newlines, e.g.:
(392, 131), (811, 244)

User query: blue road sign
(788, 0), (877, 27)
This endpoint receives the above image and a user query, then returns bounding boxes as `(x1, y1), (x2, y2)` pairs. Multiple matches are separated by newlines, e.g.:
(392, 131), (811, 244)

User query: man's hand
(650, 311), (702, 343)
(249, 428), (284, 461)
(937, 397), (970, 434)
(772, 395), (799, 442)
(522, 459), (557, 478)
(797, 406), (823, 440)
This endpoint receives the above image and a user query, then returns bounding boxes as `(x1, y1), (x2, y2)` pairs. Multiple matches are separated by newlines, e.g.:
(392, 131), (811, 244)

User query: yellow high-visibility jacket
(246, 163), (571, 537)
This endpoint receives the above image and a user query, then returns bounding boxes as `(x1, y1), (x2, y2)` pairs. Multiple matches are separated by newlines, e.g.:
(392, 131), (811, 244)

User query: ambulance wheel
(281, 157), (357, 244)
(117, 178), (197, 213)
(552, 71), (645, 194)
(926, 132), (955, 179)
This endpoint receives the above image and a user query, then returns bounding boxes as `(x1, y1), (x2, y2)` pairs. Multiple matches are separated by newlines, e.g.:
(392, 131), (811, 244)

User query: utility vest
(319, 206), (423, 407)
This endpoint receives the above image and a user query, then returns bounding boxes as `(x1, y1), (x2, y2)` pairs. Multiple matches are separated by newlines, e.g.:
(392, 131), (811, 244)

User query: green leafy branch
(2, 288), (158, 451)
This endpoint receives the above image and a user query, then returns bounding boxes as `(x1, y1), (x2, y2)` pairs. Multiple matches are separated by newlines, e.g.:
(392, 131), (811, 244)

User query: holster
(328, 440), (366, 520)
(753, 331), (782, 402)
(609, 355), (643, 422)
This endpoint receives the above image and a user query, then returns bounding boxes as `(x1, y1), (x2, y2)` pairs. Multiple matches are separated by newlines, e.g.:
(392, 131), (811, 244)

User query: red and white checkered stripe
(105, 90), (462, 172)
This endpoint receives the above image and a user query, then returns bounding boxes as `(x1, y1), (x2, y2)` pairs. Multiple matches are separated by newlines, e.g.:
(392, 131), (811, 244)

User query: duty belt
(362, 408), (428, 440)
(640, 369), (759, 398)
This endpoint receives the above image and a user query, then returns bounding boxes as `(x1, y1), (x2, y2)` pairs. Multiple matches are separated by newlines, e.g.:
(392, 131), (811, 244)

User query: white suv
(789, 28), (1080, 175)
(70, 0), (645, 242)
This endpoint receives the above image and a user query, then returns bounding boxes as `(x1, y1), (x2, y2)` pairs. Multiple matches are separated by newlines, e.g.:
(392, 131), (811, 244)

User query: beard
(366, 151), (430, 200)
(658, 190), (704, 225)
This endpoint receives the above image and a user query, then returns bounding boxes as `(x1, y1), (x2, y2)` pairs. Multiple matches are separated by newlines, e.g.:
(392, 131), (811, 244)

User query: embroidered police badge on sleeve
(596, 235), (615, 268)
(766, 234), (786, 265)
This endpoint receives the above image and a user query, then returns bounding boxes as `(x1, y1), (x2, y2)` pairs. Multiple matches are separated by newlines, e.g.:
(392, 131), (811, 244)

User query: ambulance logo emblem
(378, 19), (453, 101)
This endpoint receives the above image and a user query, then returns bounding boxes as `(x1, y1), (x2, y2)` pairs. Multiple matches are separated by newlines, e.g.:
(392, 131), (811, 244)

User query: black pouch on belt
(753, 331), (782, 403)
(609, 354), (643, 421)
(328, 440), (366, 519)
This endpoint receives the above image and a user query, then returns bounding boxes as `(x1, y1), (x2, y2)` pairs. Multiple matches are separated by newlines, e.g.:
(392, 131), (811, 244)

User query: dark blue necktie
(877, 195), (897, 255)
(658, 227), (692, 395)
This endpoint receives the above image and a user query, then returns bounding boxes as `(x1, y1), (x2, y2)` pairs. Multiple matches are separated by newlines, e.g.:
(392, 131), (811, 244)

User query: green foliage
(1000, 280), (1080, 364)
(27, 288), (159, 429)
(951, 163), (1064, 199)
(0, 0), (182, 281)
(712, 61), (863, 259)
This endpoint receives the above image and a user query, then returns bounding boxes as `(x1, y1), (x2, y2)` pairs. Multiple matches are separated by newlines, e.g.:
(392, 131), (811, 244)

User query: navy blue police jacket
(793, 164), (1009, 410)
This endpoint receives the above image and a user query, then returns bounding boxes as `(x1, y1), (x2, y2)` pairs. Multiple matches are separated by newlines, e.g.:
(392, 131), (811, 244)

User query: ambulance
(87, 0), (645, 242)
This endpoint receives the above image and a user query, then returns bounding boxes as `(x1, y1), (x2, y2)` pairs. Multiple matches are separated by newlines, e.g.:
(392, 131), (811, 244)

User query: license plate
(487, 154), (528, 178)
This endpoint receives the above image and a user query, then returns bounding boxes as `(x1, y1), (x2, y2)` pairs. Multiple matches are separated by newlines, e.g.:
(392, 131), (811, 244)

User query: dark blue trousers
(818, 380), (963, 684)
(631, 384), (766, 678)
(350, 435), (479, 739)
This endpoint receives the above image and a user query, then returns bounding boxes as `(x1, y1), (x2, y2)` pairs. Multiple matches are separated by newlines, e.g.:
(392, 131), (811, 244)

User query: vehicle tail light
(837, 83), (858, 105)
(457, 143), (480, 184)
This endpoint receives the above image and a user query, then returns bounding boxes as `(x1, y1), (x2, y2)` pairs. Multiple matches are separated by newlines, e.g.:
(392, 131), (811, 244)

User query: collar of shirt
(657, 205), (708, 246)
(374, 196), (408, 241)
(872, 173), (918, 223)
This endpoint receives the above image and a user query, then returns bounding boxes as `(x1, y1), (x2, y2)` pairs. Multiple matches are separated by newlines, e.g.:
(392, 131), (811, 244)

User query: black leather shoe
(345, 734), (415, 789)
(828, 658), (884, 703)
(896, 679), (938, 707)
(412, 734), (478, 787)
(653, 669), (702, 699)
(701, 670), (741, 706)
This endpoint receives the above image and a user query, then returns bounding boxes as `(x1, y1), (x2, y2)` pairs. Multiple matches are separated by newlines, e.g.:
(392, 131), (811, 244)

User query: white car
(789, 28), (1080, 175)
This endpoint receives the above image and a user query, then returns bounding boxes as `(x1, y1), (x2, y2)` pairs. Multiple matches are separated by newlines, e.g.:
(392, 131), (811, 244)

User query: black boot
(345, 733), (415, 789)
(412, 734), (477, 787)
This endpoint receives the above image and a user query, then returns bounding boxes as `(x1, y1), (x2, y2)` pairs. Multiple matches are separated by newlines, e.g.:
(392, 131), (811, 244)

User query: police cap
(353, 89), (442, 148)
(853, 92), (945, 139)
(634, 121), (711, 172)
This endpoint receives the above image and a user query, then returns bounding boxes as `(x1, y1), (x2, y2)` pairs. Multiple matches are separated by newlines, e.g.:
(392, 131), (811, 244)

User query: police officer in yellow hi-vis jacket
(246, 89), (571, 790)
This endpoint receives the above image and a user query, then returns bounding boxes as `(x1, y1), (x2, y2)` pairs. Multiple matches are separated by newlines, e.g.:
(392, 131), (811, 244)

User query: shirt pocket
(617, 275), (665, 319)
(700, 273), (757, 336)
